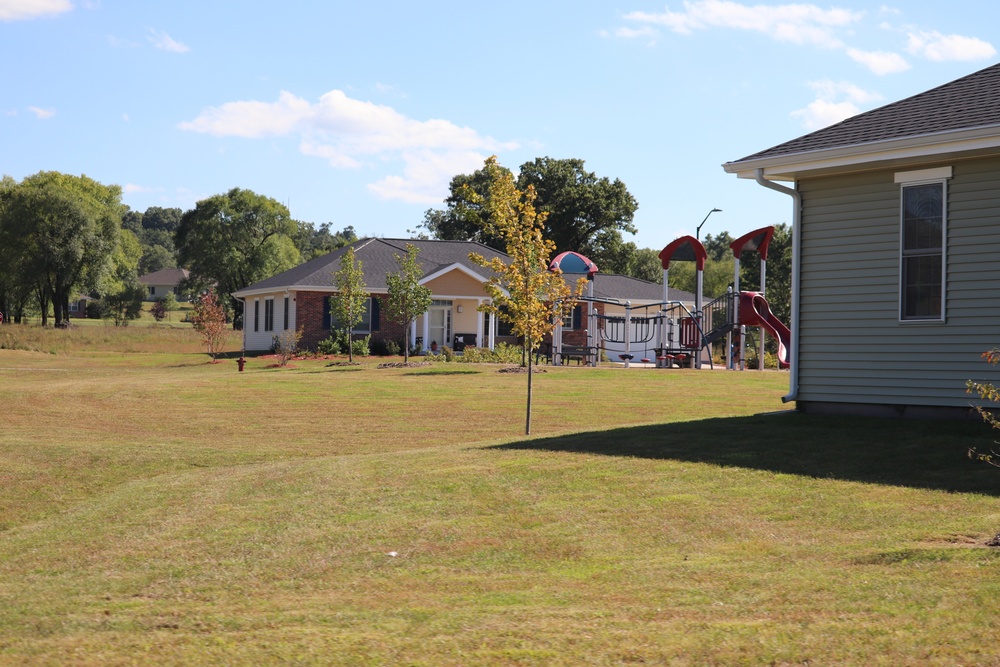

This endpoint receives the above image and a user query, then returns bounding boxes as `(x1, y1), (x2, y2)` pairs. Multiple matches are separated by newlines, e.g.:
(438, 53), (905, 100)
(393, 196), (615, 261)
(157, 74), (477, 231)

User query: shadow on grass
(403, 369), (482, 376)
(492, 412), (1000, 496)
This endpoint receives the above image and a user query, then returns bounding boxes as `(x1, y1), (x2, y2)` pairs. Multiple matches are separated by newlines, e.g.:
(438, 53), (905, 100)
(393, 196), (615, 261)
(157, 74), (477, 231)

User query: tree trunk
(52, 288), (67, 326)
(525, 334), (533, 435)
(37, 288), (49, 327)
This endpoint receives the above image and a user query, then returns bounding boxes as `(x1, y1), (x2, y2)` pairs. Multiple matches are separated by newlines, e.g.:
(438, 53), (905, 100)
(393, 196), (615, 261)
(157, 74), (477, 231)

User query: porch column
(476, 300), (484, 349)
(422, 312), (430, 352)
(410, 320), (417, 350)
(553, 320), (563, 365)
(488, 302), (496, 350)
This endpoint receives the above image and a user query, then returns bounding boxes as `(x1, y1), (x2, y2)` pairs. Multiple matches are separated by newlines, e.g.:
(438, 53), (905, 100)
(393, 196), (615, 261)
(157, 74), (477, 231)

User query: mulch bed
(498, 366), (547, 374)
(377, 361), (431, 369)
(986, 532), (1000, 547)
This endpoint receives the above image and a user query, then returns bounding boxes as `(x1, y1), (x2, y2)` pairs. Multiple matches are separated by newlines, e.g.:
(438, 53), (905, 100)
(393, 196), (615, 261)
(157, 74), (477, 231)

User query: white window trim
(896, 167), (949, 324)
(264, 297), (275, 332)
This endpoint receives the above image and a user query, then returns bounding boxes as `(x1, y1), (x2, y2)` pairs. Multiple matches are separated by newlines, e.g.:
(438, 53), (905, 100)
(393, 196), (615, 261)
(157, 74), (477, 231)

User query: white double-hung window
(896, 167), (950, 322)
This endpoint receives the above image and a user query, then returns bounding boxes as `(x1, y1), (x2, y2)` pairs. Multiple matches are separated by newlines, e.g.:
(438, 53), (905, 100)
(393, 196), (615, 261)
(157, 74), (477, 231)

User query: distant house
(67, 294), (92, 318)
(138, 268), (190, 301)
(232, 238), (512, 353)
(723, 62), (1000, 418)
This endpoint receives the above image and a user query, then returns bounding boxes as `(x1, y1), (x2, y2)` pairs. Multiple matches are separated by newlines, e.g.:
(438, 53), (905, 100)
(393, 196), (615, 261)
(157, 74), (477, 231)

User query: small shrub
(86, 300), (102, 319)
(441, 346), (454, 362)
(317, 330), (350, 355)
(369, 338), (388, 356)
(273, 328), (304, 366)
(316, 336), (341, 355)
(150, 300), (167, 322)
(191, 290), (229, 360)
(385, 339), (401, 357)
(351, 335), (370, 358)
(455, 343), (523, 364)
(160, 292), (178, 315)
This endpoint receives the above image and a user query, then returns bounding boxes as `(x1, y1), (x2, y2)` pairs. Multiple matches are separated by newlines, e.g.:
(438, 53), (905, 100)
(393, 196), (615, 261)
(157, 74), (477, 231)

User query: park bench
(557, 345), (598, 366)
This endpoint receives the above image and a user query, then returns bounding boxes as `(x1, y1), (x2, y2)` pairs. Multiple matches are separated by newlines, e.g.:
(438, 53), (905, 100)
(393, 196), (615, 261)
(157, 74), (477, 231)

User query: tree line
(0, 159), (790, 331)
(0, 175), (356, 327)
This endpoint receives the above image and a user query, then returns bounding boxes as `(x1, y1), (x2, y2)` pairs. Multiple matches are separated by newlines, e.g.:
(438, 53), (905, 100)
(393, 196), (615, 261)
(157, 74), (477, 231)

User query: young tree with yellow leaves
(470, 157), (586, 435)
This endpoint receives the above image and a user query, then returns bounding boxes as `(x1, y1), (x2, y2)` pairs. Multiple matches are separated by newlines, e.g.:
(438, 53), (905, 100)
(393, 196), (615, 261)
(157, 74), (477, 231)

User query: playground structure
(548, 226), (791, 370)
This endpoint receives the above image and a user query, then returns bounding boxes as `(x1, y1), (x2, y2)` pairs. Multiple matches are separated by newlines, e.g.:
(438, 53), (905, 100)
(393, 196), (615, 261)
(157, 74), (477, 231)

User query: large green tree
(424, 157), (639, 274)
(294, 222), (357, 261)
(422, 164), (513, 250)
(621, 246), (663, 284)
(123, 206), (184, 274)
(175, 188), (300, 327)
(98, 229), (145, 326)
(0, 171), (122, 326)
(517, 157), (638, 272)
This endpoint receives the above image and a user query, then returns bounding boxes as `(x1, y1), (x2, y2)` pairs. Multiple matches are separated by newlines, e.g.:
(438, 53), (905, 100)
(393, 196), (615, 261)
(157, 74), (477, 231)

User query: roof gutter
(753, 168), (800, 404)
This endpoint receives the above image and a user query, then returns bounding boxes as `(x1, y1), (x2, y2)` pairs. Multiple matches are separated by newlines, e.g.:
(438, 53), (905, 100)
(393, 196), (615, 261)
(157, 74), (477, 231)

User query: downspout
(233, 295), (247, 362)
(753, 168), (800, 403)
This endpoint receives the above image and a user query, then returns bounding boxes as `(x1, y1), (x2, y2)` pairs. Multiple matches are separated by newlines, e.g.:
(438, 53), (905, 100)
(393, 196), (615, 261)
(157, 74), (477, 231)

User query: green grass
(1, 326), (999, 665)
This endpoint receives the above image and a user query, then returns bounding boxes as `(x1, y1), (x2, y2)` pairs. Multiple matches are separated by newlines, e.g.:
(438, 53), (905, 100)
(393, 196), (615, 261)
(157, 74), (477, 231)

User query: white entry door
(428, 305), (451, 348)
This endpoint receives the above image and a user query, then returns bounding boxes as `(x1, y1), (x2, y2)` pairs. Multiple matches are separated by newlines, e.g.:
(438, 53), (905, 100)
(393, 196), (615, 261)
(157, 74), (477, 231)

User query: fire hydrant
(237, 357), (246, 372)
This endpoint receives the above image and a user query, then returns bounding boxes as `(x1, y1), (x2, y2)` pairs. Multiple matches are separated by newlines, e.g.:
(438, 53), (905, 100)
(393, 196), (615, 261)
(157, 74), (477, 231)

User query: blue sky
(3, 1), (997, 252)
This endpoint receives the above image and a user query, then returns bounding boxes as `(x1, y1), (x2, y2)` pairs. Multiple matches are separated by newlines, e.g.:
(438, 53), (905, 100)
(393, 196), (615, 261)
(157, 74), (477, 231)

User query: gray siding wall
(797, 156), (1000, 408)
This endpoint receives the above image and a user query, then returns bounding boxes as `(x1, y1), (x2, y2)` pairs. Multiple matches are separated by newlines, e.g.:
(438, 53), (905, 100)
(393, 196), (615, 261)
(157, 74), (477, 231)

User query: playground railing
(701, 291), (736, 345)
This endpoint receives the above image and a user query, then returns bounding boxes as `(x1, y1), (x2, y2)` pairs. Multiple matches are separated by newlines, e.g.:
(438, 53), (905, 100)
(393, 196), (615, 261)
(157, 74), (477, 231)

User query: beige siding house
(724, 63), (1000, 417)
(138, 268), (190, 301)
(232, 238), (510, 354)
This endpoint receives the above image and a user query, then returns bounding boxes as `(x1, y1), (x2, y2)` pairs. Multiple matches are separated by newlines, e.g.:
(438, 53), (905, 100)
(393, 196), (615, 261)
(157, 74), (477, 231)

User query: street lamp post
(696, 208), (722, 241)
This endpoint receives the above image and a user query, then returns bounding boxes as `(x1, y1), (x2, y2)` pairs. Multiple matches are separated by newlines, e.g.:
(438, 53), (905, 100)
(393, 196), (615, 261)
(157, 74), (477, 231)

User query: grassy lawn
(1, 325), (998, 665)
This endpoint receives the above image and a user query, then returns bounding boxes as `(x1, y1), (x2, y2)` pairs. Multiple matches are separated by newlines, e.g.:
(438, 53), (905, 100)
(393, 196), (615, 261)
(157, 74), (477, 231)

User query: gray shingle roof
(234, 238), (509, 294)
(733, 62), (1000, 163)
(138, 268), (189, 284)
(235, 237), (696, 305)
(589, 274), (695, 304)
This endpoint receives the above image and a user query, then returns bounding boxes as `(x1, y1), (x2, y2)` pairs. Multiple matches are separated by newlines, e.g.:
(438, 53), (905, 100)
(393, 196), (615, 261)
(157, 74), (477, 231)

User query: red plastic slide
(738, 292), (790, 368)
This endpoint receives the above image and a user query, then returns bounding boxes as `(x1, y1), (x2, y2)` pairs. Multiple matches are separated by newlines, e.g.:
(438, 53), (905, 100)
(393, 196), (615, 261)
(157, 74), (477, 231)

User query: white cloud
(0, 0), (72, 21)
(147, 28), (189, 53)
(368, 150), (487, 204)
(623, 1), (862, 48)
(180, 90), (310, 137)
(791, 99), (860, 130)
(28, 106), (55, 119)
(906, 30), (996, 62)
(846, 48), (910, 75)
(123, 183), (155, 194)
(791, 79), (882, 129)
(180, 89), (518, 204)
